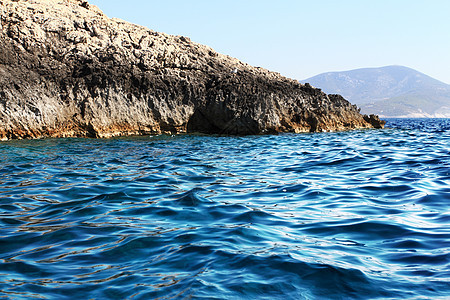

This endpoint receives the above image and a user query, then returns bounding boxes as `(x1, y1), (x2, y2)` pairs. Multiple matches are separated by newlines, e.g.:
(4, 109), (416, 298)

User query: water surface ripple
(0, 118), (449, 299)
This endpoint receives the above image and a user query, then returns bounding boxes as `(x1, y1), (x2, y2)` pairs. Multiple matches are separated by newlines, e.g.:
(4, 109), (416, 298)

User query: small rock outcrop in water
(0, 0), (385, 140)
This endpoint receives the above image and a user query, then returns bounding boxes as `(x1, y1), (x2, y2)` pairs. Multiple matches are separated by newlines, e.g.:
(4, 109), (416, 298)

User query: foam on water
(0, 119), (449, 299)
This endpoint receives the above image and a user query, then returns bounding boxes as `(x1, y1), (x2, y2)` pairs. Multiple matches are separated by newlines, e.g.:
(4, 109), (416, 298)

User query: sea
(0, 118), (449, 299)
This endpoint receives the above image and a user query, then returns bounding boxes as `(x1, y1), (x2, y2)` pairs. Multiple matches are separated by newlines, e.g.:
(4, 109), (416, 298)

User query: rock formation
(0, 0), (385, 140)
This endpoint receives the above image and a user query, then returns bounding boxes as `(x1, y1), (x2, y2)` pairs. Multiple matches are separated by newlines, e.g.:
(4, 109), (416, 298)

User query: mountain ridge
(301, 65), (450, 118)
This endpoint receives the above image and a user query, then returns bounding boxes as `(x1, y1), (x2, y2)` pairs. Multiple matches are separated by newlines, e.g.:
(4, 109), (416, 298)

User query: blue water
(0, 118), (449, 299)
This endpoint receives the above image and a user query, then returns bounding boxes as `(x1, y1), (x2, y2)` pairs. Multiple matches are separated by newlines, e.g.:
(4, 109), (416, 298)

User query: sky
(89, 0), (450, 84)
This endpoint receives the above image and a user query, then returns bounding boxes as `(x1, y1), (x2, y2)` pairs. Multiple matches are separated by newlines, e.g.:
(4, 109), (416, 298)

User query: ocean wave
(0, 119), (449, 298)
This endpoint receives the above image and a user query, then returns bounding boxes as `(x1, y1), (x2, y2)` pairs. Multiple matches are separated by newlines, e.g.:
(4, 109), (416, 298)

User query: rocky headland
(0, 0), (385, 140)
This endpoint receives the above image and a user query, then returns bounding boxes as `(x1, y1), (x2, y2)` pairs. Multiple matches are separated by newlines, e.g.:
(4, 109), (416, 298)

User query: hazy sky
(89, 0), (450, 84)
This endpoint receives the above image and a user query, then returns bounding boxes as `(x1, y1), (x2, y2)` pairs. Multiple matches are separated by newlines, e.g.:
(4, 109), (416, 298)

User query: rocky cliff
(0, 0), (385, 140)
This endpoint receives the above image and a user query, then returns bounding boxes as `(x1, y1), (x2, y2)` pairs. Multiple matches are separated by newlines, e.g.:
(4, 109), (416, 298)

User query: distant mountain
(301, 66), (450, 118)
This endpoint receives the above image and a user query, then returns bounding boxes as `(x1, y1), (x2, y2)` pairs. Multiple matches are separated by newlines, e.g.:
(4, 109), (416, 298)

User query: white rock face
(0, 0), (383, 140)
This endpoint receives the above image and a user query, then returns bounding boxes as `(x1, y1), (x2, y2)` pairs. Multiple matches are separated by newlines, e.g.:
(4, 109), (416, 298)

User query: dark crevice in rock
(84, 122), (98, 138)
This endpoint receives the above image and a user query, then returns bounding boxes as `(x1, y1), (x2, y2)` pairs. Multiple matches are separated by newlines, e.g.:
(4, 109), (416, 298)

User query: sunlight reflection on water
(0, 118), (449, 299)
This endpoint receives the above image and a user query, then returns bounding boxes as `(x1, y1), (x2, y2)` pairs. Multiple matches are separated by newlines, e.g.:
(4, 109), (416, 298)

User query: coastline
(0, 0), (384, 140)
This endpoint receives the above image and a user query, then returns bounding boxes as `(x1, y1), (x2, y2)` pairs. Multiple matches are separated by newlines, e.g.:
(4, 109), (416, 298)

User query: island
(0, 0), (385, 140)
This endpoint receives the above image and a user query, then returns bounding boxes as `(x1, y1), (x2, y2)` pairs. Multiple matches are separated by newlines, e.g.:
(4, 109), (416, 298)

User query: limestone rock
(0, 0), (385, 140)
